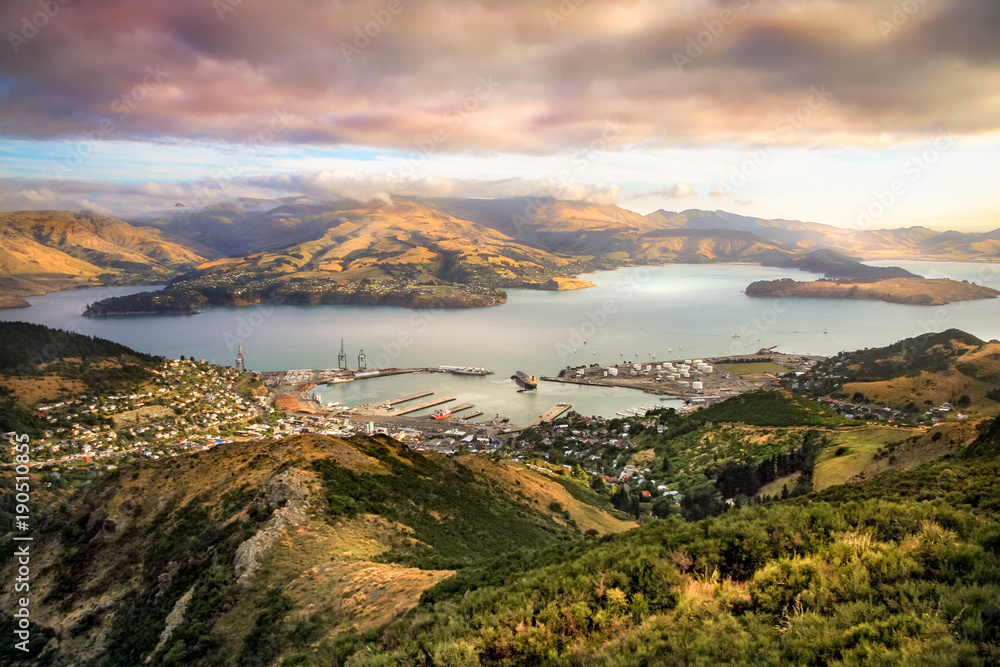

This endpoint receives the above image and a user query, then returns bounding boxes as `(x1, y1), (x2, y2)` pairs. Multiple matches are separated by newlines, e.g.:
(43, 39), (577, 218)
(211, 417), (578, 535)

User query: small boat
(431, 408), (453, 420)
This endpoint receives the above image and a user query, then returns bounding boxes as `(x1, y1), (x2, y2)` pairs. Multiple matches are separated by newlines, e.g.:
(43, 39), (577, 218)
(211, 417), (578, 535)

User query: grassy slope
(346, 422), (1000, 666)
(0, 433), (633, 666)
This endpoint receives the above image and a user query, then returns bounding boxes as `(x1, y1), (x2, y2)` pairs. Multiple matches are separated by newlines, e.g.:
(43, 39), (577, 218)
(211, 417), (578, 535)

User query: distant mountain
(0, 210), (211, 305)
(646, 209), (1000, 260)
(429, 197), (790, 261)
(85, 199), (608, 314)
(4, 198), (997, 312)
(135, 197), (366, 256)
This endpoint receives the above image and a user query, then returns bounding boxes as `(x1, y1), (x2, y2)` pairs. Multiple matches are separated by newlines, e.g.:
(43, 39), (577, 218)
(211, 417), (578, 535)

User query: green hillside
(694, 390), (847, 427)
(337, 421), (1000, 666)
(0, 433), (630, 666)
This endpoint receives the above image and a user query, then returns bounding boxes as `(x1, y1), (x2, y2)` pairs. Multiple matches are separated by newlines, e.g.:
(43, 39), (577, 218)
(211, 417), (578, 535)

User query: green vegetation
(802, 329), (984, 397)
(313, 437), (571, 569)
(694, 390), (847, 427)
(0, 321), (159, 374)
(0, 321), (160, 397)
(717, 361), (790, 376)
(323, 419), (1000, 666)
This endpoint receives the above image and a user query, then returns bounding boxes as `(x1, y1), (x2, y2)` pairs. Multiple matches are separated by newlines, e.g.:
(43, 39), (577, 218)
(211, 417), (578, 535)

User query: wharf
(453, 410), (483, 421)
(449, 403), (475, 414)
(523, 403), (572, 429)
(382, 391), (433, 406)
(391, 396), (457, 416)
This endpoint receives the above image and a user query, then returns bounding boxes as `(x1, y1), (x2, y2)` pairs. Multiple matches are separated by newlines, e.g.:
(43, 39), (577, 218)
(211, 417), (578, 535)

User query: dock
(524, 403), (572, 428)
(393, 396), (457, 415)
(449, 403), (475, 414)
(382, 391), (433, 406)
(454, 410), (483, 421)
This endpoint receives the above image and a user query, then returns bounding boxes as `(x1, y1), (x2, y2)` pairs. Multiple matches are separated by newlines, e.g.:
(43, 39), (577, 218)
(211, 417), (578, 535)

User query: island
(746, 277), (1000, 306)
(83, 277), (507, 316)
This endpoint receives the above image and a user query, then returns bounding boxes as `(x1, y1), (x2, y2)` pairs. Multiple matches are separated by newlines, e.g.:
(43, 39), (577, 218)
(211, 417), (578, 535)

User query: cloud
(0, 173), (622, 216)
(709, 187), (728, 197)
(0, 0), (998, 153)
(630, 183), (696, 200)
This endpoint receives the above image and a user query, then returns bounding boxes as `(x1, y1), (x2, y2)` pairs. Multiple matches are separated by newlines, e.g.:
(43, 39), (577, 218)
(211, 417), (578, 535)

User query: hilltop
(794, 329), (1000, 419)
(0, 321), (163, 436)
(0, 433), (633, 665)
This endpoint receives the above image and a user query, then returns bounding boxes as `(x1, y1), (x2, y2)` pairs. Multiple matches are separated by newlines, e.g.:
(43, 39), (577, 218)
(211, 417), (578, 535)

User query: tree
(956, 394), (972, 408)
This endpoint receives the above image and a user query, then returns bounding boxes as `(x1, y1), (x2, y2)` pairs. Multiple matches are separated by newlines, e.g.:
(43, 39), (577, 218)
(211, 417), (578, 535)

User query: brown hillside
(0, 210), (211, 302)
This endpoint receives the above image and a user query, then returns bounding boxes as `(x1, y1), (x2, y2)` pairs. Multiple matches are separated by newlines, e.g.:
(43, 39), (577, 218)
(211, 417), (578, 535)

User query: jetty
(392, 396), (457, 415)
(524, 403), (572, 429)
(382, 391), (433, 407)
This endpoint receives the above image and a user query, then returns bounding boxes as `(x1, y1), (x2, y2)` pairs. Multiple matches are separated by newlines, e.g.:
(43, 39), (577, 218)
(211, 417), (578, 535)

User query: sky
(1, 0), (999, 230)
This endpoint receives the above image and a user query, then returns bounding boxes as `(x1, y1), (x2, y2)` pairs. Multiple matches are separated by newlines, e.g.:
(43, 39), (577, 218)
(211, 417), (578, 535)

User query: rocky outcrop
(232, 469), (315, 586)
(149, 586), (194, 660)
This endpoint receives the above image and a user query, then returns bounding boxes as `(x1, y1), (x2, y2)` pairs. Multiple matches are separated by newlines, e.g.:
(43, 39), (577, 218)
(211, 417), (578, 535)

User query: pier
(448, 403), (475, 414)
(391, 396), (457, 415)
(524, 403), (572, 429)
(382, 391), (433, 406)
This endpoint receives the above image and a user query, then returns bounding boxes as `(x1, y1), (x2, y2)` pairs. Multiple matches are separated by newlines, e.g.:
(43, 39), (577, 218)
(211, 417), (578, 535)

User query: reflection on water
(3, 261), (997, 420)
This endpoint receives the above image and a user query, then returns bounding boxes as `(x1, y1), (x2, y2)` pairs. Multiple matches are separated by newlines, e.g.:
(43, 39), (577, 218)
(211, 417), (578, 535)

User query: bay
(2, 261), (997, 423)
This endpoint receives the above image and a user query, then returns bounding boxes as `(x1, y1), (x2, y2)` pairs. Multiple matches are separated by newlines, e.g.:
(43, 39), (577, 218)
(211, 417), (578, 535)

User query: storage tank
(682, 372), (690, 378)
(692, 381), (704, 390)
(676, 380), (690, 387)
(702, 365), (714, 373)
(608, 367), (618, 376)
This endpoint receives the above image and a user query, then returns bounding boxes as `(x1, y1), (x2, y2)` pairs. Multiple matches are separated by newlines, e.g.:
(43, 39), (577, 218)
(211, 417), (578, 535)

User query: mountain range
(1, 198), (998, 311)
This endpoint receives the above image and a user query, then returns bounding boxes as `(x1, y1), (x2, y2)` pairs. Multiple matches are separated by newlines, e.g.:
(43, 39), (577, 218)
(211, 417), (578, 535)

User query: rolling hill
(0, 210), (212, 307)
(796, 329), (1000, 418)
(0, 432), (633, 665)
(4, 197), (998, 313)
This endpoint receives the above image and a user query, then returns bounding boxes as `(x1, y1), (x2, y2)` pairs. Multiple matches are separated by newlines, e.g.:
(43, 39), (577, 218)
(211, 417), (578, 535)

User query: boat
(431, 408), (453, 420)
(330, 377), (354, 384)
(511, 370), (538, 390)
(439, 365), (493, 375)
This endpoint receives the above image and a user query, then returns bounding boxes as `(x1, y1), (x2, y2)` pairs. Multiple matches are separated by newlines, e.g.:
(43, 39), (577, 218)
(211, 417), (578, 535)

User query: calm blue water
(3, 261), (998, 422)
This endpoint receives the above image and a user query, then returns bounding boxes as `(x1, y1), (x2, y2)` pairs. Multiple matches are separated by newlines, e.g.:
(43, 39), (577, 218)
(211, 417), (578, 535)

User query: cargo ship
(511, 370), (538, 390)
(431, 408), (453, 420)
